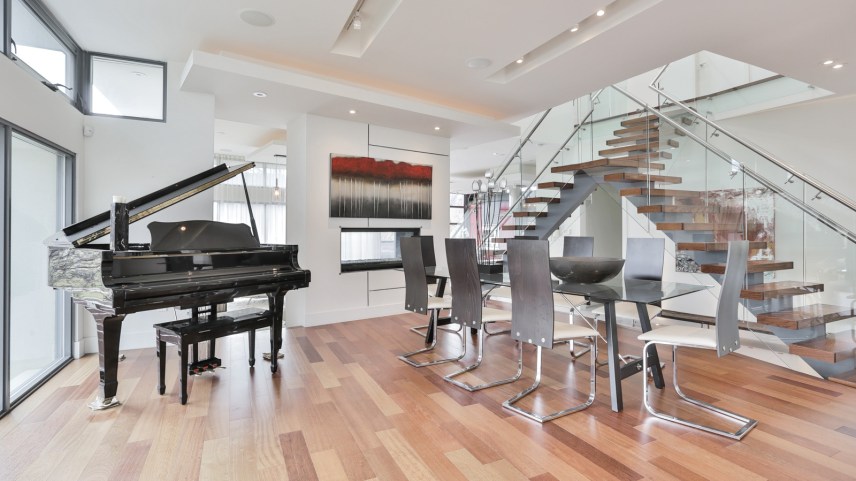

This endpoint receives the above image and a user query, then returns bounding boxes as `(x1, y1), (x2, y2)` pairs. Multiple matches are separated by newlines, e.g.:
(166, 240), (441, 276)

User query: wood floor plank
(280, 430), (320, 481)
(376, 428), (441, 481)
(310, 449), (349, 481)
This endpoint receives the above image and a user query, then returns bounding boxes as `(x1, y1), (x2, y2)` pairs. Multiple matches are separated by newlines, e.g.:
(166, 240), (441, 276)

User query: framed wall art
(330, 154), (432, 219)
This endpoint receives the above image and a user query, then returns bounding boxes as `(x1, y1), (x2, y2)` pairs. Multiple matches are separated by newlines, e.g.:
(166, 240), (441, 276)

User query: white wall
(0, 56), (83, 153)
(286, 114), (450, 326)
(80, 61), (216, 352)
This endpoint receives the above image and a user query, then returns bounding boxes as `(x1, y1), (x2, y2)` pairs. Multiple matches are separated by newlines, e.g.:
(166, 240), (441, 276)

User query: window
(0, 123), (75, 415)
(89, 54), (166, 121)
(9, 0), (78, 101)
(449, 192), (466, 236)
(212, 155), (286, 244)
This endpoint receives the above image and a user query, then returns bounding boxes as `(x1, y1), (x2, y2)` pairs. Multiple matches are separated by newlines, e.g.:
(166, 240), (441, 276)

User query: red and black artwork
(330, 155), (433, 219)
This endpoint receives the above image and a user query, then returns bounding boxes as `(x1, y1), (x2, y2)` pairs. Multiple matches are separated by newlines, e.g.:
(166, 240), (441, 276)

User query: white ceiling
(43, 0), (856, 171)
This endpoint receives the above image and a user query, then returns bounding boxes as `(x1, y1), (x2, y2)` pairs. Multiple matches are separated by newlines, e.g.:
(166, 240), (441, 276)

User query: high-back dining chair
(554, 236), (597, 359)
(503, 239), (599, 423)
(638, 240), (756, 440)
(398, 236), (465, 367)
(442, 238), (520, 391)
(408, 235), (452, 336)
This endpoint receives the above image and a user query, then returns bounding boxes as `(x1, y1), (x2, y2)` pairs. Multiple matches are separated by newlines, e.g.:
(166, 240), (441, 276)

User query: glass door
(8, 131), (72, 402)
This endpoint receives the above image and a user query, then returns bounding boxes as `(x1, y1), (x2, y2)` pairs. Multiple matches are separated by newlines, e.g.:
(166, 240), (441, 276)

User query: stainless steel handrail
(649, 65), (856, 214)
(480, 89), (604, 246)
(494, 108), (552, 181)
(611, 84), (856, 245)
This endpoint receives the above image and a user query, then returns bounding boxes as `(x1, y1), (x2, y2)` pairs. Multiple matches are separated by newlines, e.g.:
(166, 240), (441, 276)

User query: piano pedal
(262, 352), (284, 361)
(188, 357), (223, 375)
(119, 354), (126, 362)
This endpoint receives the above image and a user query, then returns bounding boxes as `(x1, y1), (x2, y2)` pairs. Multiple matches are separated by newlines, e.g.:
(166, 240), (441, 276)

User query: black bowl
(548, 256), (625, 283)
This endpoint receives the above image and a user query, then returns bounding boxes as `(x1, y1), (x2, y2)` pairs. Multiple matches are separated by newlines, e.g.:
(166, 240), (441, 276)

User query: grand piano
(46, 162), (310, 410)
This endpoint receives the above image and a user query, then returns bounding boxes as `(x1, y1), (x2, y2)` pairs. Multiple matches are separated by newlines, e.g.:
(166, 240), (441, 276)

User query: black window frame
(85, 51), (168, 123)
(5, 0), (82, 106)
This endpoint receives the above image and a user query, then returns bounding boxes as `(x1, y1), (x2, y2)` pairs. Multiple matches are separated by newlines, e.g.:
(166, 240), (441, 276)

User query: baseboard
(302, 303), (407, 327)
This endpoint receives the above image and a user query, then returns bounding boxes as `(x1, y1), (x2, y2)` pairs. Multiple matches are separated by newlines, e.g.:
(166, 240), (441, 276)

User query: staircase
(493, 111), (856, 384)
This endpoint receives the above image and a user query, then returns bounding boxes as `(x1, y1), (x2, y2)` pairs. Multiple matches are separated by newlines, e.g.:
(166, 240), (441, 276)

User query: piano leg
(89, 309), (125, 410)
(269, 291), (285, 373)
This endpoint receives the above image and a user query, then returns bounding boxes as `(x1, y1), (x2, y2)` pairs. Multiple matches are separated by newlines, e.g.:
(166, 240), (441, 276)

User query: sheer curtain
(212, 154), (286, 244)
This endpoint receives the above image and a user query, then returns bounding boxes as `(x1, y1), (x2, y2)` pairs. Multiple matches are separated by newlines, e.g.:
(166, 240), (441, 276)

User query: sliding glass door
(3, 129), (73, 407)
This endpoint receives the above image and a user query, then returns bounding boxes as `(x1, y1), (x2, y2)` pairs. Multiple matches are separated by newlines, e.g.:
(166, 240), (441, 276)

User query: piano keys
(46, 162), (310, 410)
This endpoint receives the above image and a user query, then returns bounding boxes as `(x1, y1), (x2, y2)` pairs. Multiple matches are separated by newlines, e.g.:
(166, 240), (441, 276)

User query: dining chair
(398, 236), (465, 367)
(552, 236), (598, 359)
(503, 239), (599, 423)
(443, 238), (520, 391)
(592, 237), (665, 326)
(408, 235), (453, 336)
(638, 240), (757, 440)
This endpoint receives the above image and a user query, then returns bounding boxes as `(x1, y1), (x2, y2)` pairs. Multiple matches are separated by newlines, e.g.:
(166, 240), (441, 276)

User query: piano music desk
(154, 307), (272, 404)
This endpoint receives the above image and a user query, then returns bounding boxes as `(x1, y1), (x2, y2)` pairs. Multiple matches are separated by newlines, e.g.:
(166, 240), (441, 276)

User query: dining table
(422, 266), (709, 412)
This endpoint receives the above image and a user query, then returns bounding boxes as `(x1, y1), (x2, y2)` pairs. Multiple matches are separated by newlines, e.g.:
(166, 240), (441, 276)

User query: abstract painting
(330, 155), (433, 219)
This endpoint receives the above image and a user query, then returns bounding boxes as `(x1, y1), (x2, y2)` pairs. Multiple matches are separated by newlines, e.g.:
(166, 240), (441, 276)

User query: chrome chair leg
(642, 343), (757, 440)
(409, 309), (460, 336)
(483, 321), (511, 336)
(444, 328), (523, 392)
(399, 310), (467, 367)
(502, 338), (596, 423)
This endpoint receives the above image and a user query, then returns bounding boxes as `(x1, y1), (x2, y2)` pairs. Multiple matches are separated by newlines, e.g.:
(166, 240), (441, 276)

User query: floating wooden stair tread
(599, 142), (661, 157)
(623, 188), (702, 198)
(605, 133), (659, 146)
(492, 236), (537, 244)
(700, 260), (794, 274)
(552, 156), (668, 174)
(537, 181), (574, 190)
(604, 173), (682, 184)
(512, 211), (547, 218)
(524, 197), (560, 204)
(829, 371), (856, 389)
(756, 304), (855, 329)
(637, 204), (712, 214)
(677, 241), (768, 251)
(614, 124), (659, 136)
(740, 281), (824, 300)
(657, 222), (738, 232)
(620, 114), (660, 127)
(501, 224), (535, 231)
(788, 332), (856, 363)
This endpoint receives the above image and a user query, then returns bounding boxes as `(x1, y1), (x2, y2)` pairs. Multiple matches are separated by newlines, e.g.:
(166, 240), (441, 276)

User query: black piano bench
(154, 307), (272, 404)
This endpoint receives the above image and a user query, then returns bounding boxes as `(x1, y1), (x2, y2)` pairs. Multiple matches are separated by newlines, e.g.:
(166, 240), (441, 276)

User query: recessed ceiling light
(465, 57), (492, 69)
(515, 58), (524, 64)
(823, 60), (835, 65)
(239, 9), (275, 27)
(833, 63), (845, 69)
(434, 126), (441, 131)
(253, 91), (267, 98)
(570, 25), (580, 32)
(596, 9), (606, 16)
(348, 109), (357, 115)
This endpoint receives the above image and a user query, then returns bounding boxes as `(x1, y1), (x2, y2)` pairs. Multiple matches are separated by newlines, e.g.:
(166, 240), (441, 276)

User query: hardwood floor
(2, 312), (856, 480)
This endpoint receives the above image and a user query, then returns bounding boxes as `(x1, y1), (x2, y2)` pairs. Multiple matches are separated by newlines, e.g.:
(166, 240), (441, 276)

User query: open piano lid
(46, 162), (255, 248)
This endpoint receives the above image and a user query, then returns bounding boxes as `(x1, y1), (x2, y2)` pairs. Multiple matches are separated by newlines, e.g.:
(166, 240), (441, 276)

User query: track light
(352, 11), (362, 30)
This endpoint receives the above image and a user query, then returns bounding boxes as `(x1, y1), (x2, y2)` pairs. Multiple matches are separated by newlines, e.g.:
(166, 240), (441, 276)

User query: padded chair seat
(482, 307), (511, 323)
(637, 325), (717, 349)
(554, 322), (599, 341)
(427, 296), (453, 310)
(591, 301), (661, 321)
